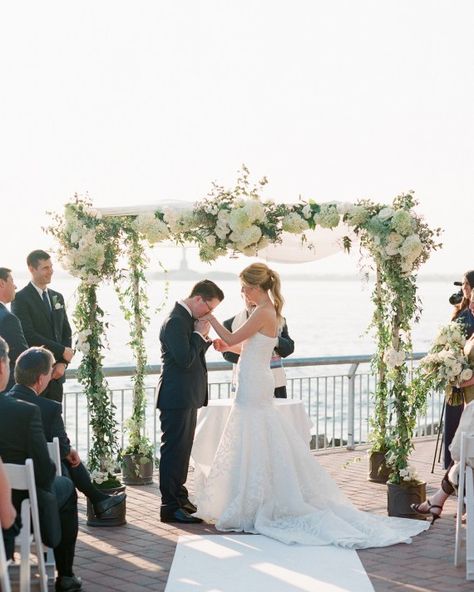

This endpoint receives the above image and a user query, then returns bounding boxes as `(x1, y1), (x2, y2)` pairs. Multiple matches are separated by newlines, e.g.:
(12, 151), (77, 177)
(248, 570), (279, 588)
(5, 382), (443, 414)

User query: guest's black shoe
(181, 500), (197, 514)
(161, 508), (203, 524)
(93, 492), (126, 516)
(55, 574), (83, 591)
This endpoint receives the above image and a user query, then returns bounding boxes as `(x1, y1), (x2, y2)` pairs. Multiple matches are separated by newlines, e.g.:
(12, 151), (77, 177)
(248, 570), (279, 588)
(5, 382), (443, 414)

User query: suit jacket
(0, 393), (61, 547)
(156, 302), (212, 409)
(0, 302), (28, 391)
(0, 393), (56, 494)
(9, 384), (71, 459)
(222, 314), (294, 365)
(11, 282), (72, 364)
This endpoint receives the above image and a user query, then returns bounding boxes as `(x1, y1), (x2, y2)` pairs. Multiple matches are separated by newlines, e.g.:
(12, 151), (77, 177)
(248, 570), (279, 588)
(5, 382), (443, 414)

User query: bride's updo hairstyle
(239, 263), (284, 326)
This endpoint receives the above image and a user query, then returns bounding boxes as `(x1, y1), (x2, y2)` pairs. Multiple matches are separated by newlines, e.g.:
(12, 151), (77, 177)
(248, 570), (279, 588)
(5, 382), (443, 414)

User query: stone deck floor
(73, 438), (473, 592)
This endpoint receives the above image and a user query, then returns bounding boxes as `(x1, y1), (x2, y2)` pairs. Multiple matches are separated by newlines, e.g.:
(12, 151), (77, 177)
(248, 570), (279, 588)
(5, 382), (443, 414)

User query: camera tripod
(431, 399), (445, 473)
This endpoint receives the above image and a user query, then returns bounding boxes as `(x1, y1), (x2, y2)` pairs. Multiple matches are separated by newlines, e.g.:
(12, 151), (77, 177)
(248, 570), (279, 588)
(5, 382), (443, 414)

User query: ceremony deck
(70, 438), (471, 592)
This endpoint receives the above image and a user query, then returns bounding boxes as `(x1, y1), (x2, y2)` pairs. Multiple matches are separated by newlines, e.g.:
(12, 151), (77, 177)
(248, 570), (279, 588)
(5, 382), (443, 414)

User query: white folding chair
(3, 459), (48, 592)
(0, 526), (12, 592)
(454, 432), (474, 580)
(44, 437), (62, 583)
(47, 437), (62, 477)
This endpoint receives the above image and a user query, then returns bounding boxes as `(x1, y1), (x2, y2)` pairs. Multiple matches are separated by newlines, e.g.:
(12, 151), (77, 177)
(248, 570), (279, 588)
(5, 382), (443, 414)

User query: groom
(157, 279), (224, 524)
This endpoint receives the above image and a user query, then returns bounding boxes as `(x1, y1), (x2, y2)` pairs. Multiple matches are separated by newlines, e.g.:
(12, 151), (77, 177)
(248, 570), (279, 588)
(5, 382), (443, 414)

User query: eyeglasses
(202, 299), (214, 313)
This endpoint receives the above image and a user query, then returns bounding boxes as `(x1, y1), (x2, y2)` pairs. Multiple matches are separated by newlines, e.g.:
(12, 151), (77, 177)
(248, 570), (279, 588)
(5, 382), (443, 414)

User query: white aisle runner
(165, 535), (375, 592)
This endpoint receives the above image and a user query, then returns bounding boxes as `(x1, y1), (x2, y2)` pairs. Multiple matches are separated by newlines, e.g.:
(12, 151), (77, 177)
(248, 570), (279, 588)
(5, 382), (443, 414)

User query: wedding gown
(193, 331), (430, 548)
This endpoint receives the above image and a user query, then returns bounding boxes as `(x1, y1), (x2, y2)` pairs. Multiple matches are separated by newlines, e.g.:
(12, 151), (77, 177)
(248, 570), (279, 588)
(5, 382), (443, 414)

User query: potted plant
(120, 428), (155, 486)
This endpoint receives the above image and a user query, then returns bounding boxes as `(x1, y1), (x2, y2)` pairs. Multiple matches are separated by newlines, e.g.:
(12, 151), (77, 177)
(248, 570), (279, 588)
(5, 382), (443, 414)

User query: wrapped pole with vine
(116, 230), (154, 465)
(368, 265), (390, 454)
(75, 283), (120, 485)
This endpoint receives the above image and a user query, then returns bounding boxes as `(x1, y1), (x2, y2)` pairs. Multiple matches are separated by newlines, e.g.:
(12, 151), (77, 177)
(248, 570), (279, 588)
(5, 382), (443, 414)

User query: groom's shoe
(181, 500), (197, 514)
(161, 508), (203, 524)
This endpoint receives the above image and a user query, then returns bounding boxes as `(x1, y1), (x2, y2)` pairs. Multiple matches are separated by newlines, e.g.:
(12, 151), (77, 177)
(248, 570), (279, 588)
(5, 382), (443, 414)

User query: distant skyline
(1, 1), (473, 278)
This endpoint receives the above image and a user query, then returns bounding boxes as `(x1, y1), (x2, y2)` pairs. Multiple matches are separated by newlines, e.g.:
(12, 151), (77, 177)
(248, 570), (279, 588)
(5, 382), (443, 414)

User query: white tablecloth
(191, 399), (313, 474)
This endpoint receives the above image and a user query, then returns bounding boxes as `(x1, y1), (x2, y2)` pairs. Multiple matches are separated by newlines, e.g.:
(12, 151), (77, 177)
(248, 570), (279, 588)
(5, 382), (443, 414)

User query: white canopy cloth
(97, 202), (357, 263)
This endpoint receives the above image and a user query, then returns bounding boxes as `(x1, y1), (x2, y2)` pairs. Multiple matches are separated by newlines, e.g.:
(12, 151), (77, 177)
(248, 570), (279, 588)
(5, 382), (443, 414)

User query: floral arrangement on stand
(417, 321), (474, 406)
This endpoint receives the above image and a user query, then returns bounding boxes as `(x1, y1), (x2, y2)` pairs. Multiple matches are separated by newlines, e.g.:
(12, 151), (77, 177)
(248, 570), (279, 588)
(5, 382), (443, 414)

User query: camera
(449, 281), (463, 306)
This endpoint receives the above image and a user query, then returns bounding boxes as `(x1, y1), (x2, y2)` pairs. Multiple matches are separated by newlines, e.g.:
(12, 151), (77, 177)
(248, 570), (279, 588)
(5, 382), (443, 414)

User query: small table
(191, 398), (313, 474)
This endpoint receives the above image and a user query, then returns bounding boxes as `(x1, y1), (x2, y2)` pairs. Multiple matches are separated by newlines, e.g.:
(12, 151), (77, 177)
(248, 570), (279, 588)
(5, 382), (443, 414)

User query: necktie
(42, 290), (52, 317)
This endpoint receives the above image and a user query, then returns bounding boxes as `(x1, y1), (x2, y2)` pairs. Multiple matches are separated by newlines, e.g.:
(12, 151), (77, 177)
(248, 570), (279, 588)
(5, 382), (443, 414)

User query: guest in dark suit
(10, 349), (126, 519)
(0, 456), (17, 562)
(157, 280), (224, 524)
(0, 338), (82, 591)
(220, 296), (294, 398)
(0, 267), (28, 393)
(12, 250), (74, 402)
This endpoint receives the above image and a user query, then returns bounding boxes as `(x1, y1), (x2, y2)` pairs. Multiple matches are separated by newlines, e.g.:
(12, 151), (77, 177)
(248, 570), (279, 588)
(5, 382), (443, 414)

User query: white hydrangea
(399, 234), (423, 261)
(346, 205), (370, 227)
(302, 204), (313, 219)
(133, 213), (169, 244)
(383, 347), (405, 369)
(391, 210), (414, 236)
(313, 204), (340, 229)
(228, 207), (251, 233)
(230, 224), (262, 249)
(243, 199), (266, 223)
(281, 212), (309, 233)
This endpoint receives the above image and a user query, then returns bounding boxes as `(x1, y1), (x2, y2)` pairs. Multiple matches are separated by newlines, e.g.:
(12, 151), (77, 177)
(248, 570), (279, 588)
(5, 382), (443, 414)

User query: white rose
(461, 368), (474, 382)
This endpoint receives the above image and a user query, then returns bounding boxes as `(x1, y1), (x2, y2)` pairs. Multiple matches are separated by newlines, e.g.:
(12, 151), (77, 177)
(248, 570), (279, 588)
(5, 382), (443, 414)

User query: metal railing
(63, 352), (442, 459)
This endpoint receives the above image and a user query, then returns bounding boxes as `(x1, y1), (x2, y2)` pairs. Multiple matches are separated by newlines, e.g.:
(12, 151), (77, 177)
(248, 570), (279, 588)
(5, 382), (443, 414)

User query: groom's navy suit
(156, 302), (211, 516)
(12, 282), (72, 402)
(0, 302), (28, 392)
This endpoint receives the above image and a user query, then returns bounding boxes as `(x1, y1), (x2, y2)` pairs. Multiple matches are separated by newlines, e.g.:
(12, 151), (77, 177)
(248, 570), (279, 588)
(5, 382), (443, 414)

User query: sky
(1, 1), (473, 279)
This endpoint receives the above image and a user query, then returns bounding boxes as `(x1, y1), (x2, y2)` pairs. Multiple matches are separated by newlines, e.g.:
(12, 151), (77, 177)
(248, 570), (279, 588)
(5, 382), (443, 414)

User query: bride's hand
(213, 338), (229, 352)
(200, 312), (215, 323)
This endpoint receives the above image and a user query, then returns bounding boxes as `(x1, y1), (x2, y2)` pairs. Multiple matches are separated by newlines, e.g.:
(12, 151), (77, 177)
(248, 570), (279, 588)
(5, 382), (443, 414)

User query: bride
(194, 262), (430, 548)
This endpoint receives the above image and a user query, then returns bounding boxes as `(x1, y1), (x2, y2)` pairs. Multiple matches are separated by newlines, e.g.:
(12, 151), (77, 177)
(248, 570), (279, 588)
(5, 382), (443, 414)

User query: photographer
(444, 270), (474, 469)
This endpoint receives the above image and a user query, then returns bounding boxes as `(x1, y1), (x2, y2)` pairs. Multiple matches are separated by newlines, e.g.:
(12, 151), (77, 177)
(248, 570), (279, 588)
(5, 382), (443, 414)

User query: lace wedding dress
(193, 332), (430, 548)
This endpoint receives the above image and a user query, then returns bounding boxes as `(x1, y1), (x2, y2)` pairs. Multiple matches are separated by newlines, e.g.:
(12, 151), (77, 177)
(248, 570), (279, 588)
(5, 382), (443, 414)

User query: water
(47, 276), (453, 367)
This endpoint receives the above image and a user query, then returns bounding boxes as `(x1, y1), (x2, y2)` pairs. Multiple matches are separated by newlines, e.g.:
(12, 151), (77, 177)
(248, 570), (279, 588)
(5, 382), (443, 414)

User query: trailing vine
(115, 229), (154, 466)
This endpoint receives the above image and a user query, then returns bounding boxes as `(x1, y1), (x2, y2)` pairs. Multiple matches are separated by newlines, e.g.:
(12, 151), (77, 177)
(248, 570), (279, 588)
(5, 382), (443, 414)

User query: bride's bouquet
(418, 321), (474, 402)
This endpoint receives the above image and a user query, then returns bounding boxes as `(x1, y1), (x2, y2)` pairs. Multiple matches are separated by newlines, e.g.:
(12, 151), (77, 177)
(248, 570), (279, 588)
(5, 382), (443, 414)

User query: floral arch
(48, 167), (441, 485)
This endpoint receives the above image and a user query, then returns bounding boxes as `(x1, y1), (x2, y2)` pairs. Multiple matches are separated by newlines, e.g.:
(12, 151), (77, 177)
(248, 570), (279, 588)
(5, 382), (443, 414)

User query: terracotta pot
(387, 481), (427, 519)
(121, 453), (154, 486)
(368, 450), (391, 483)
(86, 484), (126, 527)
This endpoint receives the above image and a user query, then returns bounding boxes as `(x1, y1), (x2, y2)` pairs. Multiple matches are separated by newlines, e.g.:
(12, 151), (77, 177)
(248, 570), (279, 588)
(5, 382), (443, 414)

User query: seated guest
(217, 292), (294, 398)
(0, 456), (17, 561)
(10, 347), (125, 517)
(411, 399), (474, 522)
(0, 267), (28, 393)
(0, 337), (82, 592)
